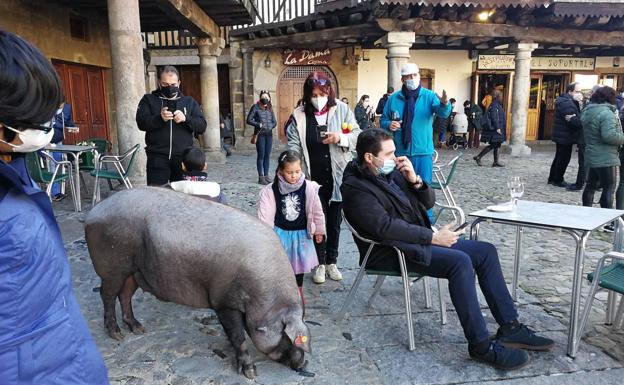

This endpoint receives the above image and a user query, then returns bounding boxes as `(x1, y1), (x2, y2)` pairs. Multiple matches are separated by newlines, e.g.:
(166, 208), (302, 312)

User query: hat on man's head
(400, 63), (419, 76)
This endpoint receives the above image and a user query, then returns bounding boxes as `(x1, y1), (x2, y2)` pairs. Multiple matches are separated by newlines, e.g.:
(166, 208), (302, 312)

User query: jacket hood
(583, 103), (616, 114)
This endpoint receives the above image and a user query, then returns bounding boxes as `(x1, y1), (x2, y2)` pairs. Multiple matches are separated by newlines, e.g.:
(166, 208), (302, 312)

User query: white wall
(357, 49), (473, 114)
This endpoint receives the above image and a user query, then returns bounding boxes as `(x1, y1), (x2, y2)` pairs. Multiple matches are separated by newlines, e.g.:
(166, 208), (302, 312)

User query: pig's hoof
(109, 331), (124, 341)
(242, 364), (257, 379)
(127, 322), (145, 335)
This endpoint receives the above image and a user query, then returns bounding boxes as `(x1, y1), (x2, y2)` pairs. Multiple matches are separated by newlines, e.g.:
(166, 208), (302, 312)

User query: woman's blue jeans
(256, 134), (272, 176)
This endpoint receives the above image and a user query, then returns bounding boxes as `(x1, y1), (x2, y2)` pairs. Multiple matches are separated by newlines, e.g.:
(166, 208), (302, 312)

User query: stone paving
(52, 144), (624, 385)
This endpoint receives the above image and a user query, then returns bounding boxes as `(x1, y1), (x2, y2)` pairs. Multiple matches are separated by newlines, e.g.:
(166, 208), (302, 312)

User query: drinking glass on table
(507, 177), (524, 210)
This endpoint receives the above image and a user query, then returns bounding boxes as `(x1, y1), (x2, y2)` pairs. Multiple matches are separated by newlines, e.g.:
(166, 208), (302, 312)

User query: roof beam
(377, 18), (624, 47)
(155, 0), (220, 38)
(240, 24), (381, 49)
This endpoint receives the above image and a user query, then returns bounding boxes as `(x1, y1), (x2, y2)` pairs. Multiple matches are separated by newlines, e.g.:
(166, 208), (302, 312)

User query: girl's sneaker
(326, 264), (342, 281)
(313, 265), (326, 284)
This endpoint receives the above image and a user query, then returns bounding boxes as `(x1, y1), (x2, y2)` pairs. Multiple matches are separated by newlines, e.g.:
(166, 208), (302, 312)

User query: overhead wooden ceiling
(231, 1), (624, 56)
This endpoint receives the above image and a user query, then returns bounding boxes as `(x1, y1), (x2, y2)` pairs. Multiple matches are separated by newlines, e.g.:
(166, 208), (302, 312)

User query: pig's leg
(216, 308), (257, 379)
(119, 275), (145, 334)
(100, 276), (125, 340)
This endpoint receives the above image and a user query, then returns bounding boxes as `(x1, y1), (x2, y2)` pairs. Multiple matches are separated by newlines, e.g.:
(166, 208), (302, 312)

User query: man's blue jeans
(409, 240), (518, 345)
(49, 145), (65, 196)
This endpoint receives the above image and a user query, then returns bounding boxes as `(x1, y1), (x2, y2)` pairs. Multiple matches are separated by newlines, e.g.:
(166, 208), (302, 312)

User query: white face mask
(572, 92), (583, 102)
(404, 74), (421, 91)
(363, 101), (370, 107)
(0, 123), (54, 153)
(311, 96), (328, 111)
(56, 108), (63, 115)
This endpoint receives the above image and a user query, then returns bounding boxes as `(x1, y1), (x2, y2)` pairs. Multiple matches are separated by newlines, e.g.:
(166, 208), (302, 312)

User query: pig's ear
(284, 316), (311, 353)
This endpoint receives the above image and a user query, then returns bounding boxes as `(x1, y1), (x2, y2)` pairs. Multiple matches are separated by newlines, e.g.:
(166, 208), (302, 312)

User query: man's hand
(389, 120), (401, 131)
(431, 224), (459, 247)
(436, 89), (448, 105)
(314, 234), (324, 243)
(322, 132), (341, 144)
(565, 114), (576, 122)
(161, 107), (173, 122)
(496, 129), (502, 134)
(396, 156), (421, 186)
(173, 110), (186, 123)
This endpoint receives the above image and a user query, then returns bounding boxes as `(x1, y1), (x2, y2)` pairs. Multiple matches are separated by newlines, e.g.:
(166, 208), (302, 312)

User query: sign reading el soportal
(283, 49), (331, 65)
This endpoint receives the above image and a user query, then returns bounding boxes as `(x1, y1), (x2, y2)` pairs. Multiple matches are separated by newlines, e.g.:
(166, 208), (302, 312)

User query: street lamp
(264, 55), (271, 68)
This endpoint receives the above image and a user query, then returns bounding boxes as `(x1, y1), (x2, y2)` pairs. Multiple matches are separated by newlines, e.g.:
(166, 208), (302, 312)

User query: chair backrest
(341, 211), (380, 246)
(25, 152), (46, 183)
(441, 154), (461, 187)
(119, 144), (140, 177)
(86, 137), (112, 154)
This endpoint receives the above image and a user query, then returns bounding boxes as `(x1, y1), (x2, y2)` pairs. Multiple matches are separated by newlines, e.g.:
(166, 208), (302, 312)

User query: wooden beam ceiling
(239, 24), (381, 49)
(377, 17), (624, 47)
(154, 0), (219, 38)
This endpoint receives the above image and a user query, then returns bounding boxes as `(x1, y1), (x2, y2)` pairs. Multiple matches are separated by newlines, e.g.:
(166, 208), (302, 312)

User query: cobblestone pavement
(53, 144), (624, 385)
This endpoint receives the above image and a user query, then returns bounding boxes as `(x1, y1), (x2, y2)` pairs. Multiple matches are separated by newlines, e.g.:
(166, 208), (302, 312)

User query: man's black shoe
(469, 340), (529, 370)
(496, 322), (555, 351)
(566, 184), (584, 191)
(551, 181), (570, 188)
(52, 193), (67, 202)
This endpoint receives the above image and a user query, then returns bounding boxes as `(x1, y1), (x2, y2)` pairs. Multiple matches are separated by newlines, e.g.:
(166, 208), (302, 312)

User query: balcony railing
(142, 27), (230, 50)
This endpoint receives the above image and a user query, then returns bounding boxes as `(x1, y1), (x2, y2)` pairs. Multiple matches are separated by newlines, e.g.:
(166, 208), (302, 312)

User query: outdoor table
(45, 143), (97, 212)
(469, 200), (624, 358)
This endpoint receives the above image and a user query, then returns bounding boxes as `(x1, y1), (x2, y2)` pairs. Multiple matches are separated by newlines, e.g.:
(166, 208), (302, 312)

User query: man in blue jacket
(381, 63), (451, 188)
(0, 30), (109, 384)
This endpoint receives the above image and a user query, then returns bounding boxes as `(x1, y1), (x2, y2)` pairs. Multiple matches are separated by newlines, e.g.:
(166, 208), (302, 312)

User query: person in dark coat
(354, 94), (374, 131)
(341, 129), (554, 370)
(0, 30), (109, 384)
(375, 86), (394, 116)
(49, 101), (78, 199)
(136, 65), (207, 186)
(547, 82), (585, 189)
(247, 90), (277, 185)
(474, 90), (505, 167)
(464, 100), (483, 148)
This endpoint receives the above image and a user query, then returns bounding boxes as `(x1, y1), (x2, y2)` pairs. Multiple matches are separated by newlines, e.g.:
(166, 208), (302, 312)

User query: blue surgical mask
(374, 156), (396, 175)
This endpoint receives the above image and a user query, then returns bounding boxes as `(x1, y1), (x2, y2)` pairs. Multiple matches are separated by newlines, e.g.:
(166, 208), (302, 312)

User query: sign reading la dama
(478, 55), (596, 71)
(283, 49), (331, 65)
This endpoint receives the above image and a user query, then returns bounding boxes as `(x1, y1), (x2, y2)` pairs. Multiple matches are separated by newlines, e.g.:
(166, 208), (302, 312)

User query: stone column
(146, 64), (157, 93)
(229, 42), (245, 145)
(509, 42), (538, 157)
(107, 0), (147, 184)
(241, 47), (255, 137)
(381, 32), (416, 91)
(197, 36), (226, 163)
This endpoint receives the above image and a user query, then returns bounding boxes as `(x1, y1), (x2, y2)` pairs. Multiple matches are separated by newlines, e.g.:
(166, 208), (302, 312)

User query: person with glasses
(0, 30), (109, 384)
(286, 71), (361, 284)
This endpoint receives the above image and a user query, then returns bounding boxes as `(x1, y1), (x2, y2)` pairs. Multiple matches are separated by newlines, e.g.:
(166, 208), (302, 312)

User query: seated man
(341, 129), (554, 370)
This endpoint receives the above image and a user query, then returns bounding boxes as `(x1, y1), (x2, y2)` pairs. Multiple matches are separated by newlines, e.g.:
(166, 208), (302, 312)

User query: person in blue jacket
(49, 100), (78, 200)
(381, 63), (451, 188)
(0, 30), (109, 384)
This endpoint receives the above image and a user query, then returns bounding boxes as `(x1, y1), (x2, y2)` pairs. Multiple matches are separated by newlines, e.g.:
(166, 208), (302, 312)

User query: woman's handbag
(250, 134), (258, 144)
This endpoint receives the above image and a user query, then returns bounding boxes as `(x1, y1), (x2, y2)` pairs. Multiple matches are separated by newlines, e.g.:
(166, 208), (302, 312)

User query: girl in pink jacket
(258, 151), (325, 308)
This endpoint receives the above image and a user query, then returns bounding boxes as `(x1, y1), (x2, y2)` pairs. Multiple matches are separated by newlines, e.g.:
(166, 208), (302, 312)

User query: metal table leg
(568, 230), (590, 358)
(512, 226), (523, 301)
(68, 151), (82, 211)
(469, 219), (483, 241)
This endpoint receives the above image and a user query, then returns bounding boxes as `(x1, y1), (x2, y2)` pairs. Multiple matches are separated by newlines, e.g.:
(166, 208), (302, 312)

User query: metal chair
(91, 144), (140, 205)
(578, 251), (624, 340)
(26, 151), (78, 211)
(336, 213), (447, 351)
(431, 154), (462, 221)
(79, 137), (114, 194)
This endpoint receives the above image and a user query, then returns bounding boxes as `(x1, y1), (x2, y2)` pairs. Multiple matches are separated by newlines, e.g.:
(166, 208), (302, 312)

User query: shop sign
(283, 49), (331, 65)
(478, 55), (595, 71)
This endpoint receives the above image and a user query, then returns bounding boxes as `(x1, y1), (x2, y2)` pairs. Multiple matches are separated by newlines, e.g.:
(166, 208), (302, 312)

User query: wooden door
(52, 61), (109, 144)
(178, 66), (202, 106)
(526, 75), (542, 141)
(277, 80), (305, 142)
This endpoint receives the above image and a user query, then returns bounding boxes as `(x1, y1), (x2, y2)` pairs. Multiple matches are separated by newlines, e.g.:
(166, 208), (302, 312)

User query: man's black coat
(341, 160), (435, 269)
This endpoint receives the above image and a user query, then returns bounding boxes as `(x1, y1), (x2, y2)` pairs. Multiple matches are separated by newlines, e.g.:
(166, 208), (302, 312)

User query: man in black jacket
(341, 129), (554, 370)
(547, 82), (584, 189)
(136, 65), (206, 185)
(375, 86), (394, 116)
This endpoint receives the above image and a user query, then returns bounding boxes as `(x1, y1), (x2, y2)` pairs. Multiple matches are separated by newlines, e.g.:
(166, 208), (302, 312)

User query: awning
(553, 2), (624, 18)
(377, 0), (551, 7)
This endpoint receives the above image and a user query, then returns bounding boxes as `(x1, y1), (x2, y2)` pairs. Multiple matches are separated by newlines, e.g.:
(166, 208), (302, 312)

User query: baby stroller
(446, 112), (468, 150)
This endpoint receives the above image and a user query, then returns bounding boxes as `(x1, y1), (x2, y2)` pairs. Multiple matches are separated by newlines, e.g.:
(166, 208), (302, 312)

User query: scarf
(277, 173), (305, 195)
(400, 85), (421, 147)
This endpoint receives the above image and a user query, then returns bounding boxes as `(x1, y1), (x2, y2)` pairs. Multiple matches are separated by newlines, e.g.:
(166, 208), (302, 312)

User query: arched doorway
(277, 65), (338, 141)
